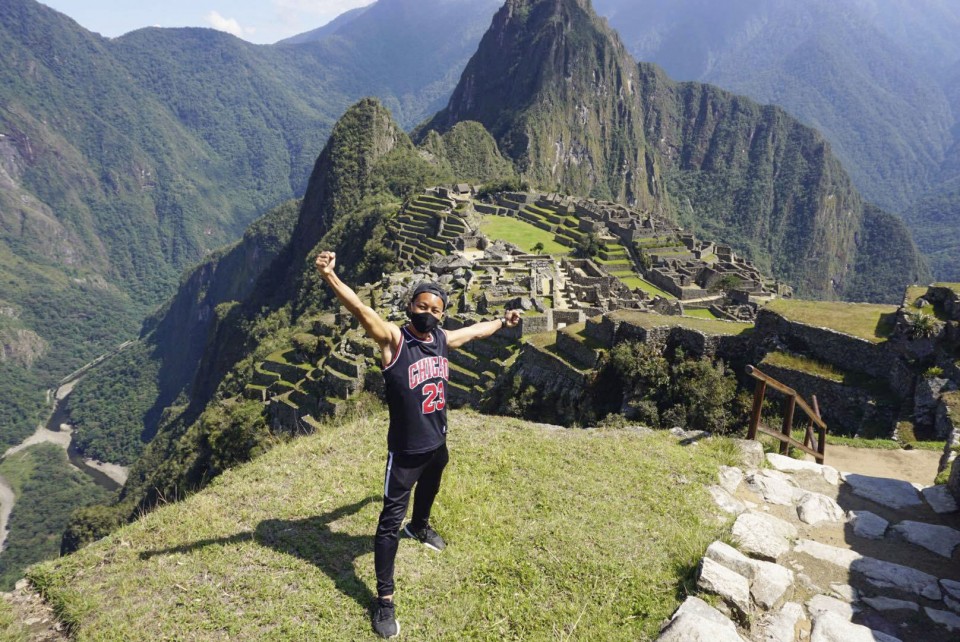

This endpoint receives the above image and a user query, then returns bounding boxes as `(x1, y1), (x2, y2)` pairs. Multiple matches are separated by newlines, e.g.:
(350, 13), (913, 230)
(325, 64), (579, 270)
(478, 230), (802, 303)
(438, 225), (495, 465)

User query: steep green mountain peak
(420, 0), (658, 207)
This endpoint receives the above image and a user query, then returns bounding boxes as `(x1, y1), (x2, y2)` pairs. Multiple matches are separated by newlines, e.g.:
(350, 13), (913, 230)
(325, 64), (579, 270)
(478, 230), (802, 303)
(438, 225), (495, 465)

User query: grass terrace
(28, 409), (736, 640)
(761, 351), (845, 382)
(608, 309), (753, 336)
(630, 278), (675, 299)
(684, 308), (721, 320)
(479, 215), (568, 255)
(764, 299), (897, 344)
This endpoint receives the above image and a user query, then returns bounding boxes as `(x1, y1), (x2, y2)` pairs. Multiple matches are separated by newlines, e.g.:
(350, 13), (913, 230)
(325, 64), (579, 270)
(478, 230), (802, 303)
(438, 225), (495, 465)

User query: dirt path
(815, 445), (942, 486)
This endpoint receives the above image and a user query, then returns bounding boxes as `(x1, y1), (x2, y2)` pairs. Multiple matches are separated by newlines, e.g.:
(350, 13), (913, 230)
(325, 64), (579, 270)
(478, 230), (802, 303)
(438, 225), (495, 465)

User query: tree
(531, 242), (545, 254)
(574, 232), (601, 259)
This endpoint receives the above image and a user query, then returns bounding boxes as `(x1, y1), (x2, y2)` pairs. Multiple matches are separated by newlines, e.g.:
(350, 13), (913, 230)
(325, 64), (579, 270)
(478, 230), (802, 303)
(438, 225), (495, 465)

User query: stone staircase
(658, 449), (960, 641)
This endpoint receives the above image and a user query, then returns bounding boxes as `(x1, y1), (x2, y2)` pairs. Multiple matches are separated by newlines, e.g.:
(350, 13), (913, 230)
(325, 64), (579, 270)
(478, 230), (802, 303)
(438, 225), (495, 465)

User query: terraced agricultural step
(322, 365), (359, 399)
(326, 351), (364, 378)
(243, 384), (269, 402)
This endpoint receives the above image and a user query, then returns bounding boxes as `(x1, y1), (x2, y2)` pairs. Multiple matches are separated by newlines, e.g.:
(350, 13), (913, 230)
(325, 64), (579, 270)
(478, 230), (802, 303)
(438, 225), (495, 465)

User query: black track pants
(374, 443), (449, 597)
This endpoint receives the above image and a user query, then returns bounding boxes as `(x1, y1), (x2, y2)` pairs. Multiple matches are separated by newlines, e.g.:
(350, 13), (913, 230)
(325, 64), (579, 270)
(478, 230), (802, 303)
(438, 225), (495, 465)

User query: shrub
(906, 311), (942, 339)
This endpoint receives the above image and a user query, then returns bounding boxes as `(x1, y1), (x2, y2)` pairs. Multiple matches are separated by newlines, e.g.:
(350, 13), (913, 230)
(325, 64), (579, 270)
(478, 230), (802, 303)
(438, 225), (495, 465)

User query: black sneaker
(403, 522), (446, 551)
(372, 597), (400, 639)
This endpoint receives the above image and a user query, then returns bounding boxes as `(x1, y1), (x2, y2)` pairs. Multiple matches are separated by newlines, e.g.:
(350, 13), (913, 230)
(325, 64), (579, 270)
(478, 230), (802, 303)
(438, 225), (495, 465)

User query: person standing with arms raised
(314, 250), (520, 639)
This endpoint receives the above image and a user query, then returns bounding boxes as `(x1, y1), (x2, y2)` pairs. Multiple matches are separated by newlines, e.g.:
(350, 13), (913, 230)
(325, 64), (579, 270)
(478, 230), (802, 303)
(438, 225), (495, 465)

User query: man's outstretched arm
(315, 251), (400, 359)
(445, 309), (521, 350)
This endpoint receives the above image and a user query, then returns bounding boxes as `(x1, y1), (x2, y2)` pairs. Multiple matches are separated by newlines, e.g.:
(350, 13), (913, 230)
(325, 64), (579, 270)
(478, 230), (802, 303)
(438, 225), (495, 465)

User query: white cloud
(205, 11), (252, 38)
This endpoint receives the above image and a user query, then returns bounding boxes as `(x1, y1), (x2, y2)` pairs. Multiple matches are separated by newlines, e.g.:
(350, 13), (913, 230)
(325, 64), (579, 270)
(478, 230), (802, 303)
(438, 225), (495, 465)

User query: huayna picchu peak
(418, 0), (927, 302)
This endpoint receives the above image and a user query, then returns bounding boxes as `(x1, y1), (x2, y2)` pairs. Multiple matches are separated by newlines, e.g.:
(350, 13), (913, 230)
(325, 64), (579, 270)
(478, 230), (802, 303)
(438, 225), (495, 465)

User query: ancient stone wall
(754, 309), (914, 401)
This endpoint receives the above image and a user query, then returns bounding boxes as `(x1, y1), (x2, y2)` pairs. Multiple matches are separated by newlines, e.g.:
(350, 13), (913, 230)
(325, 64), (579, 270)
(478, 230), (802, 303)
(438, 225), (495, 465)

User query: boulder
(732, 512), (798, 561)
(840, 473), (923, 510)
(697, 557), (751, 615)
(656, 596), (747, 642)
(745, 470), (803, 506)
(890, 520), (960, 558)
(810, 611), (902, 642)
(796, 492), (845, 525)
(846, 511), (889, 540)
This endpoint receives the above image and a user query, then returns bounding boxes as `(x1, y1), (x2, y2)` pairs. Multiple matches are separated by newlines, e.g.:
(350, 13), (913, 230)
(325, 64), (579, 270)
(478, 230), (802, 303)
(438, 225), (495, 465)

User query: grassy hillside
(30, 409), (737, 640)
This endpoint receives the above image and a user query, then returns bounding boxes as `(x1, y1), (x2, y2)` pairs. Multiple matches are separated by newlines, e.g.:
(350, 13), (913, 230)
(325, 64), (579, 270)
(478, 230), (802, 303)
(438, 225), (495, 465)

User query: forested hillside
(592, 0), (960, 280)
(0, 0), (500, 449)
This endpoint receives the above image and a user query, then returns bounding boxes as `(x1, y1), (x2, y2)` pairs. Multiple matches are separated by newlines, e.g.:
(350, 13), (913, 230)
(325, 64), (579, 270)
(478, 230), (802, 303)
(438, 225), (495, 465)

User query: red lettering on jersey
(407, 356), (450, 389)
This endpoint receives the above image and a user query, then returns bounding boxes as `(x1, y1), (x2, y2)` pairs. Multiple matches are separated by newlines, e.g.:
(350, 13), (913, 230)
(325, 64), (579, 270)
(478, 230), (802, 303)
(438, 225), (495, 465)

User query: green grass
(684, 309), (720, 320)
(761, 352), (844, 382)
(608, 309), (753, 337)
(0, 600), (28, 642)
(764, 299), (897, 343)
(631, 278), (675, 299)
(29, 410), (733, 641)
(479, 216), (569, 255)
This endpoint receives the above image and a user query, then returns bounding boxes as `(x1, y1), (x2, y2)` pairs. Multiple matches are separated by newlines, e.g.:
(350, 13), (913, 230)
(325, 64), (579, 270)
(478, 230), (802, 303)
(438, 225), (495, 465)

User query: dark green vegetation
(31, 409), (738, 639)
(0, 0), (501, 450)
(592, 0), (960, 280)
(419, 0), (927, 301)
(0, 444), (112, 590)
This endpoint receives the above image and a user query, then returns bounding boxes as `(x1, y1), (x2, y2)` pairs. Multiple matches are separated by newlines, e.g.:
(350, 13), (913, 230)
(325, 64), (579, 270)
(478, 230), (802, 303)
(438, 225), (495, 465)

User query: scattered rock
(846, 511), (889, 540)
(840, 473), (923, 510)
(656, 596), (747, 642)
(754, 602), (805, 642)
(809, 611), (902, 642)
(861, 596), (919, 613)
(746, 470), (803, 506)
(732, 511), (797, 561)
(828, 584), (857, 602)
(890, 520), (960, 558)
(709, 485), (747, 515)
(794, 540), (860, 570)
(796, 492), (845, 525)
(941, 579), (960, 602)
(697, 557), (751, 615)
(924, 607), (960, 632)
(718, 466), (744, 495)
(705, 541), (755, 578)
(921, 485), (958, 514)
(749, 560), (794, 609)
(854, 557), (942, 601)
(733, 438), (765, 469)
(807, 594), (858, 620)
(765, 453), (839, 485)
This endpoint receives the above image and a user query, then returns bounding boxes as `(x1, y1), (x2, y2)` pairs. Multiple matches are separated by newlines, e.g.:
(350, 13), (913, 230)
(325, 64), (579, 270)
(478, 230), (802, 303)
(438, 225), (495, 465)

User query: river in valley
(0, 378), (128, 552)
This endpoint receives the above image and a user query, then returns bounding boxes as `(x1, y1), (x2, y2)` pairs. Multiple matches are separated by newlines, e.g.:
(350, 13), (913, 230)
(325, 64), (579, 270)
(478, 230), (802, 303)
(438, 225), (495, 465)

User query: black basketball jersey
(382, 325), (449, 454)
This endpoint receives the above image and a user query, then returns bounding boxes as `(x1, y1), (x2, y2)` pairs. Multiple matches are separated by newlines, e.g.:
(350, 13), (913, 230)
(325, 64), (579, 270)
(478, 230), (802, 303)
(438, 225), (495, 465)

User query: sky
(39, 0), (376, 44)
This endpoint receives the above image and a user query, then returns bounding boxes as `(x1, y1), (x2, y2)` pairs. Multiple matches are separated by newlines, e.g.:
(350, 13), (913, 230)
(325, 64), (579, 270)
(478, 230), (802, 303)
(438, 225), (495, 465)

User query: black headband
(410, 282), (448, 310)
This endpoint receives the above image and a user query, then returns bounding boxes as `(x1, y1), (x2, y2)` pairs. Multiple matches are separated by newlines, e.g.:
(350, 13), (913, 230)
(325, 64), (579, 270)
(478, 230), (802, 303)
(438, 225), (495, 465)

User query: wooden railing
(746, 365), (828, 464)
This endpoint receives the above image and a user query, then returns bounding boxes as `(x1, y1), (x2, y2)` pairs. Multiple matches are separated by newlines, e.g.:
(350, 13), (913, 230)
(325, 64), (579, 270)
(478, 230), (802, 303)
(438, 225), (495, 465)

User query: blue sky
(40, 0), (375, 44)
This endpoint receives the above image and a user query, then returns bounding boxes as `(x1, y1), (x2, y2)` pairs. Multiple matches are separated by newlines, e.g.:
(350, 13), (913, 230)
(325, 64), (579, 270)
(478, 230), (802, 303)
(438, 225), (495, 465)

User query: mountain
(590, 0), (960, 281)
(0, 0), (501, 449)
(419, 0), (927, 301)
(276, 0), (501, 126)
(592, 0), (960, 215)
(275, 5), (372, 44)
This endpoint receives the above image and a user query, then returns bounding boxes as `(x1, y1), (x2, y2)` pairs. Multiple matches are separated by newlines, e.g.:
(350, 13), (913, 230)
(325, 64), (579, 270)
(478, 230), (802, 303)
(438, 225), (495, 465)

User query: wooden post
(780, 395), (796, 455)
(812, 395), (825, 463)
(748, 379), (766, 441)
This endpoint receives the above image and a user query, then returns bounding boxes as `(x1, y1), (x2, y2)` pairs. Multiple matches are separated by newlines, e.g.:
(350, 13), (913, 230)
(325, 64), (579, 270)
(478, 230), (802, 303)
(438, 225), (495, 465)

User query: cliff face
(420, 0), (927, 300)
(420, 0), (661, 209)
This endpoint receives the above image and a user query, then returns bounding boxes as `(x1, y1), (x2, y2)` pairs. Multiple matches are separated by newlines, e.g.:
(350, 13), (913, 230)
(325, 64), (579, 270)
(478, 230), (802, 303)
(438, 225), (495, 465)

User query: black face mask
(408, 310), (440, 334)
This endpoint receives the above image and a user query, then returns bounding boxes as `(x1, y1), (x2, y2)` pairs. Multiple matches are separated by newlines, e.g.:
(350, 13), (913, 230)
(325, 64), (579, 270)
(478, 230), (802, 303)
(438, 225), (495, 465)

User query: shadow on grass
(139, 496), (379, 610)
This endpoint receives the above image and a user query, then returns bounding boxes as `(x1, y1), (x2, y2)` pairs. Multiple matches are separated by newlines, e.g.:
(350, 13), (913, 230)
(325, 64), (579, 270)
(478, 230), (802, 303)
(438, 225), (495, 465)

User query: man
(314, 250), (520, 638)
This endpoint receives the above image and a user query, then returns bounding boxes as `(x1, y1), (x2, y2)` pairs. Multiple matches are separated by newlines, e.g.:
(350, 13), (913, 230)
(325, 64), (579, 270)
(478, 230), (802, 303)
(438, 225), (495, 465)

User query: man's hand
(315, 251), (336, 277)
(503, 309), (521, 328)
